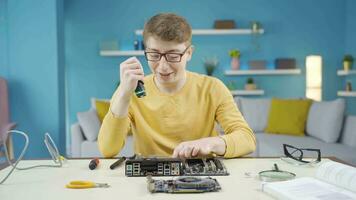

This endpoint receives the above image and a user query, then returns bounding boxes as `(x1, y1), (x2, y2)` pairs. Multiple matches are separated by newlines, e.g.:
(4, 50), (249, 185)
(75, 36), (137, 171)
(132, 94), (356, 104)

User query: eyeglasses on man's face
(144, 45), (191, 63)
(283, 144), (321, 164)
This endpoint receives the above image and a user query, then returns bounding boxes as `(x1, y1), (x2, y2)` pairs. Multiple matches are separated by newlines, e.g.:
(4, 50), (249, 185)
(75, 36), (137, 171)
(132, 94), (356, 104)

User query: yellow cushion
(95, 100), (110, 123)
(264, 98), (312, 136)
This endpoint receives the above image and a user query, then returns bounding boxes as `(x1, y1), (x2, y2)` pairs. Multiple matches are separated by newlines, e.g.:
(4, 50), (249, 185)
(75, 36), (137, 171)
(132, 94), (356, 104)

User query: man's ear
(186, 45), (194, 62)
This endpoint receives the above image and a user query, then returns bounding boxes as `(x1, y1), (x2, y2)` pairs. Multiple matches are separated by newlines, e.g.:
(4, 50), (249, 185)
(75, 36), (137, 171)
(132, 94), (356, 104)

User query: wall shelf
(337, 70), (356, 76)
(100, 50), (144, 57)
(337, 91), (356, 97)
(225, 69), (301, 76)
(230, 90), (265, 96)
(135, 29), (264, 36)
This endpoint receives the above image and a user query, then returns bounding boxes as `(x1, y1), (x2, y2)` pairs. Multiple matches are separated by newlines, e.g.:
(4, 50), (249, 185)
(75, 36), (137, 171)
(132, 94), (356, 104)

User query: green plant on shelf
(229, 49), (241, 58)
(343, 55), (354, 71)
(246, 77), (254, 84)
(203, 56), (219, 76)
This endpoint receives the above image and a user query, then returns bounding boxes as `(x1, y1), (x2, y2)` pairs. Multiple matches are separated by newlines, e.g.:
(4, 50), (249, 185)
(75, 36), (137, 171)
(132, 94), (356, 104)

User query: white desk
(0, 158), (335, 200)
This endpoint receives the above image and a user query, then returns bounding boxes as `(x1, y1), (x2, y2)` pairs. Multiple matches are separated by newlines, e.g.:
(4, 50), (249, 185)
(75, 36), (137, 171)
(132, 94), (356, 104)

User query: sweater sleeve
(213, 79), (256, 158)
(97, 90), (133, 158)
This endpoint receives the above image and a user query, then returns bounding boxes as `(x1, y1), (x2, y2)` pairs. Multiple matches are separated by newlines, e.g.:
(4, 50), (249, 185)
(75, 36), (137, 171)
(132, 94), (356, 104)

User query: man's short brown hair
(143, 13), (192, 46)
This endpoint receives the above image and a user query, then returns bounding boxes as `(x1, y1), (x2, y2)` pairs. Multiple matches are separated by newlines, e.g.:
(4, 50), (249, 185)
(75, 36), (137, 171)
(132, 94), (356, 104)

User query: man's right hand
(119, 57), (145, 97)
(110, 57), (145, 117)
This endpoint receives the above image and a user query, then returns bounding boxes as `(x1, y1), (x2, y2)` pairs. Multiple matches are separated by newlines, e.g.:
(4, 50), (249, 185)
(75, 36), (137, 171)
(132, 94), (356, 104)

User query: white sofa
(71, 97), (356, 165)
(237, 98), (356, 165)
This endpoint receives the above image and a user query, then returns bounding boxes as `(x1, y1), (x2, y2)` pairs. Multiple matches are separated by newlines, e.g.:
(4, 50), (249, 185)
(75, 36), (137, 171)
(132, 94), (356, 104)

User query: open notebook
(262, 161), (356, 200)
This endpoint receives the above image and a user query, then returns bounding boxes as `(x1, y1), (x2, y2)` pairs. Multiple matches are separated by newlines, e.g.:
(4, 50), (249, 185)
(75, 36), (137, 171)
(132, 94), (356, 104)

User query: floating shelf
(135, 29), (264, 36)
(337, 70), (356, 76)
(100, 50), (144, 57)
(230, 90), (265, 96)
(337, 91), (356, 97)
(225, 69), (301, 76)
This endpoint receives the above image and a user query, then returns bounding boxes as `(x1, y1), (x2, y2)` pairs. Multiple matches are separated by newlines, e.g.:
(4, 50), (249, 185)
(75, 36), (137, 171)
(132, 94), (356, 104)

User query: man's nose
(158, 55), (169, 70)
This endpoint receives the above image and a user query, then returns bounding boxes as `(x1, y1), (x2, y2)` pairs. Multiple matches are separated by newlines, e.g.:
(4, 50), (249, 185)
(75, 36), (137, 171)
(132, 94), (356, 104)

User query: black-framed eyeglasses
(283, 144), (321, 164)
(144, 45), (191, 63)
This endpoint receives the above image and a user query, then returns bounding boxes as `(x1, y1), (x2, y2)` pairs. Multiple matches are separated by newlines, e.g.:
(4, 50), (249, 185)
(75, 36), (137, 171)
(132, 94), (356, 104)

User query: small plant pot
(343, 61), (353, 71)
(231, 57), (240, 70)
(245, 84), (257, 90)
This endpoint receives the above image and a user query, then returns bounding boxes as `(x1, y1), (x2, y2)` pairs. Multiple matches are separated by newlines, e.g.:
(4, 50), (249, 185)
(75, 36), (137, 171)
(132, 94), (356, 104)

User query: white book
(262, 161), (356, 200)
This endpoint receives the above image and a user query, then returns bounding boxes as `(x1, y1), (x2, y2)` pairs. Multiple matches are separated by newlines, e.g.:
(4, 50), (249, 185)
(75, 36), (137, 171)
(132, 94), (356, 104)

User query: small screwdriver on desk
(89, 158), (99, 170)
(110, 157), (126, 170)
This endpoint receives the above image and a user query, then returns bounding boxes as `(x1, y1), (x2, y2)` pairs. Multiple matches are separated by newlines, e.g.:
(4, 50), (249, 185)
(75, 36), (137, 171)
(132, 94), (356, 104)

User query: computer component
(147, 176), (221, 193)
(125, 157), (229, 177)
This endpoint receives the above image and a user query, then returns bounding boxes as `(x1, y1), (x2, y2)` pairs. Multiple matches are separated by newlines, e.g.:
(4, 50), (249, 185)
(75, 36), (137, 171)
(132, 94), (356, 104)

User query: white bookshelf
(337, 91), (356, 97)
(135, 29), (264, 36)
(225, 69), (301, 76)
(337, 70), (356, 76)
(100, 50), (144, 57)
(230, 90), (265, 96)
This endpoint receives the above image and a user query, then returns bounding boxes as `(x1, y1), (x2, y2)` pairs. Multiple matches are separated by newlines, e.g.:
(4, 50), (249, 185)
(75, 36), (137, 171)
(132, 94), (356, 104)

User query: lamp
(306, 55), (322, 101)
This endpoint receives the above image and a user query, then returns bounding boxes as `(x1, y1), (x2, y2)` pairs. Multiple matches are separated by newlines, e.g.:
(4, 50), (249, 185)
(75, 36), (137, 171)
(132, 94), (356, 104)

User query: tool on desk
(110, 156), (126, 170)
(89, 158), (99, 170)
(258, 163), (296, 182)
(66, 181), (110, 189)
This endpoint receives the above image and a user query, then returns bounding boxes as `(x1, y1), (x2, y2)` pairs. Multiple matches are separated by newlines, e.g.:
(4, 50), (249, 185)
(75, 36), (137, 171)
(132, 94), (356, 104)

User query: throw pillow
(239, 98), (271, 132)
(77, 109), (101, 142)
(306, 99), (345, 143)
(265, 98), (312, 136)
(95, 100), (110, 122)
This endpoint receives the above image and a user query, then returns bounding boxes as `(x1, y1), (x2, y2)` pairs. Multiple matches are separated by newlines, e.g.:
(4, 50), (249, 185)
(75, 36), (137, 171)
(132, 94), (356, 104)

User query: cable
(0, 130), (64, 184)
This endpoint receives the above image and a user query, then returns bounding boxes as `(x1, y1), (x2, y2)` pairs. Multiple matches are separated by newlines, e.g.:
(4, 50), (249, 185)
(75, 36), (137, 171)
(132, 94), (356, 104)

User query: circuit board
(125, 157), (229, 177)
(147, 176), (221, 193)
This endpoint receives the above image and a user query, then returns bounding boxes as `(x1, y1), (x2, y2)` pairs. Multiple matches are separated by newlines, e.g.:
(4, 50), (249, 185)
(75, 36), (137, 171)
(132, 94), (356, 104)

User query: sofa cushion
(239, 98), (271, 132)
(265, 98), (312, 136)
(95, 100), (110, 122)
(255, 133), (356, 165)
(340, 115), (356, 148)
(77, 109), (101, 142)
(306, 99), (345, 143)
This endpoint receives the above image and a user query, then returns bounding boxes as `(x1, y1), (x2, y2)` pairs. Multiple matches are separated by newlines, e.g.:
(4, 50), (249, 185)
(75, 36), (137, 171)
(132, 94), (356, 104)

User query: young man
(98, 13), (256, 159)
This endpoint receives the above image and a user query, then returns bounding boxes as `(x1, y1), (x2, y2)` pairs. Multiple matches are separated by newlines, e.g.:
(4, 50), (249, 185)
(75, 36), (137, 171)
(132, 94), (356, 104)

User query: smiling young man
(98, 13), (256, 159)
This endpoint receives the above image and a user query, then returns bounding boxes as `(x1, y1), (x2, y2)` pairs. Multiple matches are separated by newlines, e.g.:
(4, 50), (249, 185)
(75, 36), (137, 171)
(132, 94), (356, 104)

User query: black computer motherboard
(125, 157), (229, 177)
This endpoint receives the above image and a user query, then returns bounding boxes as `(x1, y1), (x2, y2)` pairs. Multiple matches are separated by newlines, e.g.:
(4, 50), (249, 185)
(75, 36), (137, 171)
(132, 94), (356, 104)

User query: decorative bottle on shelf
(346, 81), (352, 92)
(134, 40), (139, 50)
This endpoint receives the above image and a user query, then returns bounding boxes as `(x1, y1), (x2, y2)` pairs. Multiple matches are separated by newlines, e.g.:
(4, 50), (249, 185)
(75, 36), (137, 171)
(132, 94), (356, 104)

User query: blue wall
(1, 0), (355, 158)
(344, 0), (356, 114)
(3, 0), (65, 158)
(65, 0), (348, 129)
(0, 0), (8, 77)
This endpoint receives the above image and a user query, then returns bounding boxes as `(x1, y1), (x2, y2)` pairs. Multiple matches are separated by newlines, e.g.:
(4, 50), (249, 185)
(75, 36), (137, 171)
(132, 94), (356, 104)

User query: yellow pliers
(66, 180), (110, 189)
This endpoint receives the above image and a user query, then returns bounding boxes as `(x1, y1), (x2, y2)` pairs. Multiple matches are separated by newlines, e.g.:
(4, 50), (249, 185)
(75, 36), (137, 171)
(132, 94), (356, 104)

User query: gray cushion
(306, 99), (345, 143)
(77, 109), (101, 142)
(239, 98), (271, 132)
(340, 115), (356, 148)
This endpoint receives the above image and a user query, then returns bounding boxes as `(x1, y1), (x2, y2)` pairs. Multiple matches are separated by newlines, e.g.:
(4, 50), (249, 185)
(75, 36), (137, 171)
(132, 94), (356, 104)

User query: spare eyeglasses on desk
(281, 144), (321, 166)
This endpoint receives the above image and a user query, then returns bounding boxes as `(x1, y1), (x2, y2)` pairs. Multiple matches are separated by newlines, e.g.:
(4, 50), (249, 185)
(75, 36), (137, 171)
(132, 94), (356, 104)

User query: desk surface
(0, 158), (335, 200)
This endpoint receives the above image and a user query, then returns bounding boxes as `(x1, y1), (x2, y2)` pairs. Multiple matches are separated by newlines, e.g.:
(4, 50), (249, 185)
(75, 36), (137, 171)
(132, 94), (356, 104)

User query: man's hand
(172, 137), (226, 159)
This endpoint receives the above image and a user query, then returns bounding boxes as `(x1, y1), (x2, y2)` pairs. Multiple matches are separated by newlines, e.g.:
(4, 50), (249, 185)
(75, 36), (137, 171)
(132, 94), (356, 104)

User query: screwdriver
(89, 158), (99, 170)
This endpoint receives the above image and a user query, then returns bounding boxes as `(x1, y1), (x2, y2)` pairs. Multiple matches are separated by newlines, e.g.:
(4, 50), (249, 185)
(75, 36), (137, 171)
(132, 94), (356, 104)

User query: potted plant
(203, 56), (219, 76)
(229, 49), (241, 70)
(245, 77), (257, 90)
(343, 55), (354, 71)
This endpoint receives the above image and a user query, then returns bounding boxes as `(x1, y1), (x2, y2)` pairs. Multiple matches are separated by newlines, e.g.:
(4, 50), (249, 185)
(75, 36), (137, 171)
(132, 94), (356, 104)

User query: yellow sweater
(98, 71), (256, 158)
